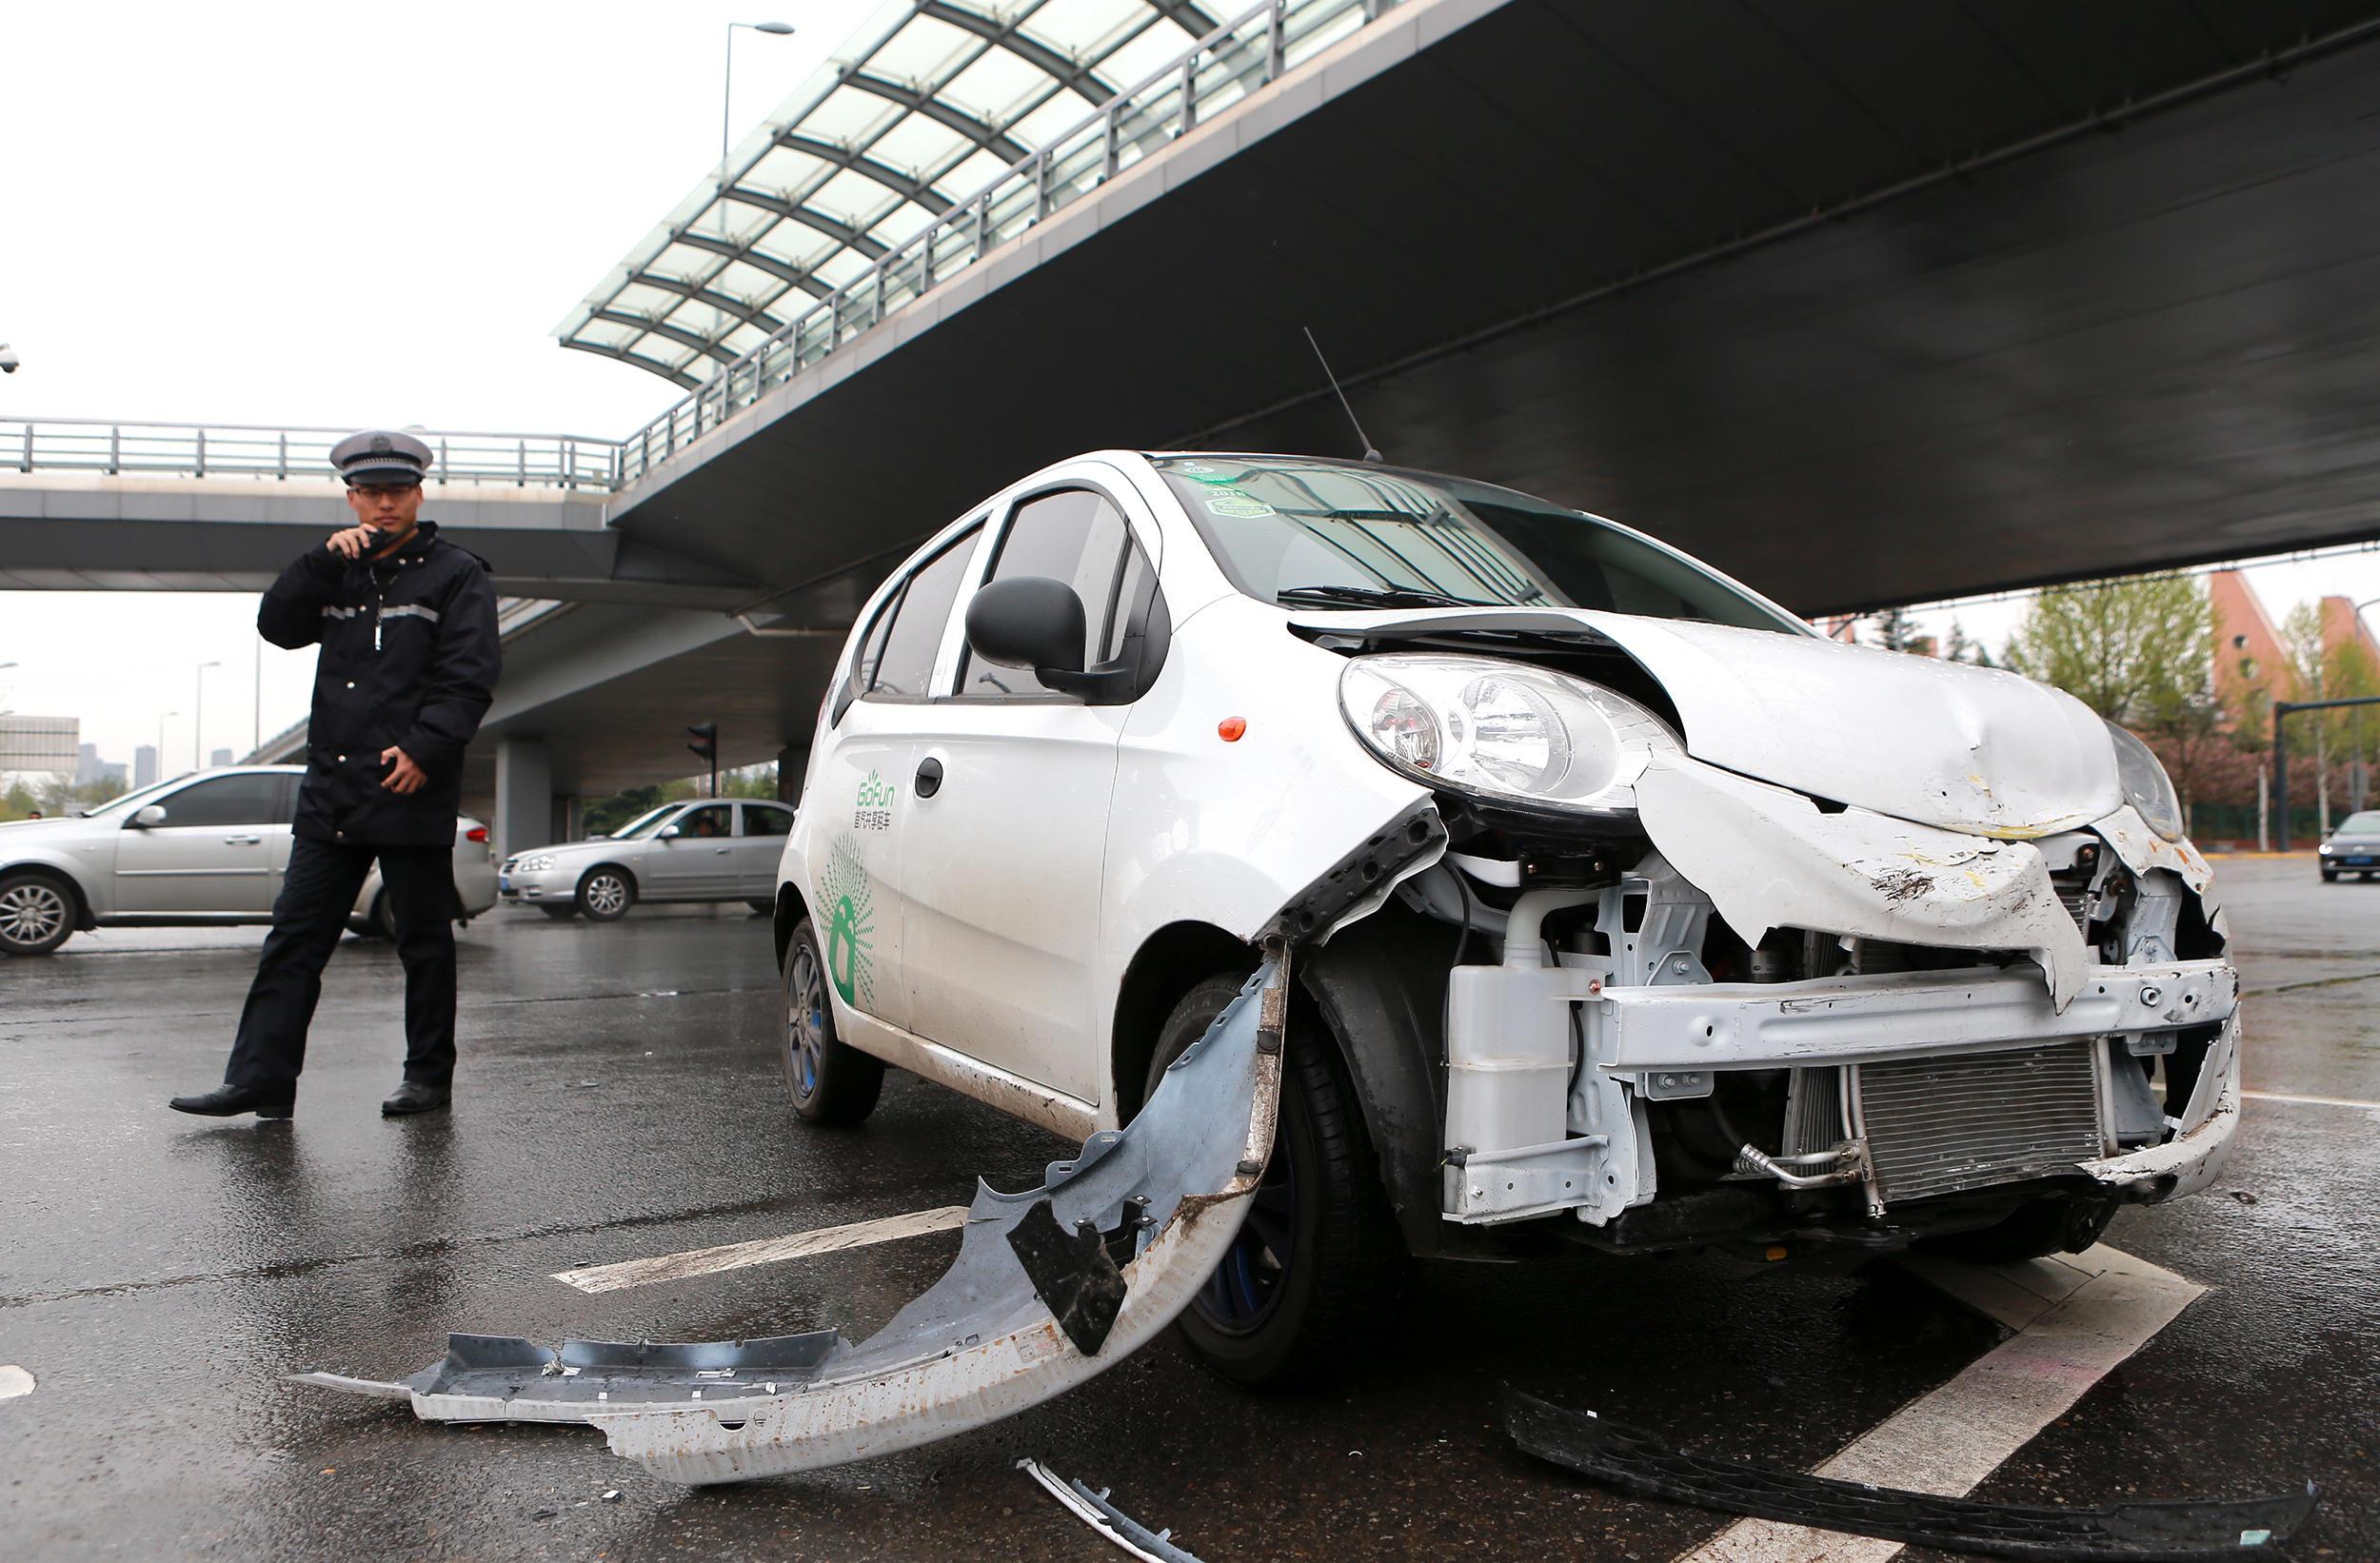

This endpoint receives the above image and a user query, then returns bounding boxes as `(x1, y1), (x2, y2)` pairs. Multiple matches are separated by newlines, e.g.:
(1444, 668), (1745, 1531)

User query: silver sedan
(500, 799), (793, 921)
(0, 765), (497, 957)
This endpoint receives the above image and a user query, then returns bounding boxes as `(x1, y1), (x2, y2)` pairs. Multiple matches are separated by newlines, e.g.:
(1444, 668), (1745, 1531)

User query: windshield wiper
(1277, 584), (1498, 609)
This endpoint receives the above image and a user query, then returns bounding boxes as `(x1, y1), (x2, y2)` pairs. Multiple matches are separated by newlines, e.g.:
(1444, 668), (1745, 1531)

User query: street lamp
(194, 661), (221, 771)
(722, 21), (796, 233)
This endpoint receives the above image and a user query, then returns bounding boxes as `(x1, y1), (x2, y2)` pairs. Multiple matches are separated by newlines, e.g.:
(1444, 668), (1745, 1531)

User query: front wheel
(781, 916), (883, 1124)
(0, 872), (76, 957)
(576, 866), (635, 921)
(539, 903), (579, 920)
(1143, 974), (1398, 1390)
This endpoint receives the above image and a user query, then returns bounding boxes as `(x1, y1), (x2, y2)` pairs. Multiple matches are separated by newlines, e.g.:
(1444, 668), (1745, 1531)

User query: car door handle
(915, 756), (944, 798)
(223, 835), (262, 844)
(714, 847), (730, 855)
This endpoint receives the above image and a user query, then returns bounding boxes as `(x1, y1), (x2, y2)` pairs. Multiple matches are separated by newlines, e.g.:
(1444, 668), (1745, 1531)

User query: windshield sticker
(1204, 490), (1277, 519)
(1173, 461), (1238, 487)
(854, 769), (897, 832)
(821, 837), (878, 1009)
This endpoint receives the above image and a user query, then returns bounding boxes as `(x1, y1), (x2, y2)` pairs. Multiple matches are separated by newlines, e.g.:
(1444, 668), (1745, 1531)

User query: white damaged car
(770, 451), (2240, 1386)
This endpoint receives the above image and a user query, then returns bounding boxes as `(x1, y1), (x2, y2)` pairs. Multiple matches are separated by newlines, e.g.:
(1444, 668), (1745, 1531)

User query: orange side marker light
(1218, 717), (1247, 742)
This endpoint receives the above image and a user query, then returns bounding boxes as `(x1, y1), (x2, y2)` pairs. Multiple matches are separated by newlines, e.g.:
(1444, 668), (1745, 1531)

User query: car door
(804, 523), (985, 1034)
(111, 771), (286, 914)
(641, 803), (737, 899)
(734, 801), (793, 896)
(895, 479), (1159, 1106)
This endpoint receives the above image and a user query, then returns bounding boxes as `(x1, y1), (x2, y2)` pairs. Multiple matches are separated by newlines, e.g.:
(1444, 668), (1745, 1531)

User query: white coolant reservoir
(1443, 890), (1605, 1157)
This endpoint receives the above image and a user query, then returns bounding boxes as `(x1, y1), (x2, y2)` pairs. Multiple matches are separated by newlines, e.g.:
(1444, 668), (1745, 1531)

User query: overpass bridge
(15, 0), (2380, 852)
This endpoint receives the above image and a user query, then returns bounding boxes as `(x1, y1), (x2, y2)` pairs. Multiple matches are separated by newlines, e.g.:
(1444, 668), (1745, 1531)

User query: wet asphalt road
(3, 860), (2375, 1561)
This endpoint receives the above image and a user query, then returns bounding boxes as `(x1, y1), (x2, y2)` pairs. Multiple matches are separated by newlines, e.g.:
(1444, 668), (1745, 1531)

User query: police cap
(330, 429), (432, 487)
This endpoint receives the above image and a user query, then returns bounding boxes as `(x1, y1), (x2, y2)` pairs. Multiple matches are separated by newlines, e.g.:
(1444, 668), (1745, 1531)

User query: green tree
(2004, 575), (2212, 725)
(1, 779), (37, 821)
(1946, 619), (1994, 667)
(1869, 605), (1923, 652)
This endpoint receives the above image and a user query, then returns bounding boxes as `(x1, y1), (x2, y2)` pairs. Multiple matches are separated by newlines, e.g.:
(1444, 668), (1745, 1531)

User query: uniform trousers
(224, 837), (460, 1092)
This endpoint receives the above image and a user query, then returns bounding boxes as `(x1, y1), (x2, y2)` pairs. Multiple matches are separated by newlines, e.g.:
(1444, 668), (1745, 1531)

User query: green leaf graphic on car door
(820, 836), (877, 1008)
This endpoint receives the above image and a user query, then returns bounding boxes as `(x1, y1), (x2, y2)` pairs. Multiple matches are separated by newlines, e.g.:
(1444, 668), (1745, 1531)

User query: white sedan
(0, 764), (496, 956)
(771, 449), (2241, 1388)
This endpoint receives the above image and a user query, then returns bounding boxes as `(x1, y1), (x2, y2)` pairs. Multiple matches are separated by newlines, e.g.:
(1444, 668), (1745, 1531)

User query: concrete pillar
(493, 737), (553, 863)
(777, 742), (809, 803)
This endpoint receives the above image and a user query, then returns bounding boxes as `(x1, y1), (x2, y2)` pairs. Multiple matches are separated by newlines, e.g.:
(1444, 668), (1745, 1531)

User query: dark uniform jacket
(258, 521), (501, 846)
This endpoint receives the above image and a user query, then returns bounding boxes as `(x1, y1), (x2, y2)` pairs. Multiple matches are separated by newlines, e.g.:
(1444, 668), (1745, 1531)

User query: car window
(868, 528), (980, 699)
(741, 802), (792, 837)
(957, 488), (1132, 699)
(150, 773), (282, 828)
(674, 803), (733, 839)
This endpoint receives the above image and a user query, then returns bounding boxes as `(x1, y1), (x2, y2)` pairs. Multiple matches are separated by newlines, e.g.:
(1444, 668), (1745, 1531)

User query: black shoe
(169, 1083), (294, 1119)
(381, 1080), (450, 1116)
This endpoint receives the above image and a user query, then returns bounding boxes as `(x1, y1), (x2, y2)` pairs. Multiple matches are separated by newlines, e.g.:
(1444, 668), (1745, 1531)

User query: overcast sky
(5, 0), (2379, 773)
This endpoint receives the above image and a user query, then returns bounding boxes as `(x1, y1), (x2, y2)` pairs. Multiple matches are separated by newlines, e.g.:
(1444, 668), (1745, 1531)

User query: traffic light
(686, 722), (719, 798)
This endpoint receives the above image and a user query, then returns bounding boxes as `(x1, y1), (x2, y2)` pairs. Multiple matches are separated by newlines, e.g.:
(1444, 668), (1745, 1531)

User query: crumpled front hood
(1293, 606), (2121, 838)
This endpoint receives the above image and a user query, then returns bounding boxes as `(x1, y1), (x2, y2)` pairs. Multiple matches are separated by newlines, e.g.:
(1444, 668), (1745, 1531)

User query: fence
(3, 419), (621, 489)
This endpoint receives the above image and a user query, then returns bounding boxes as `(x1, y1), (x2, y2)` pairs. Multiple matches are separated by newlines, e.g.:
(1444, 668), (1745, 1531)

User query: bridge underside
(613, 0), (2380, 618)
(0, 477), (755, 606)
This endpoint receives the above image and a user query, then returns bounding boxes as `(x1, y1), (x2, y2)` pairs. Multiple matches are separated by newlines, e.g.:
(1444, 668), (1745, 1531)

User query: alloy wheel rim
(786, 945), (827, 1098)
(588, 875), (626, 914)
(0, 882), (66, 946)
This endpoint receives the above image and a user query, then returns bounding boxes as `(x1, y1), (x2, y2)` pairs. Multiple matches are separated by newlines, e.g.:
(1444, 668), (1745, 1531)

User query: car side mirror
(966, 577), (1086, 678)
(130, 804), (168, 828)
(657, 824), (681, 840)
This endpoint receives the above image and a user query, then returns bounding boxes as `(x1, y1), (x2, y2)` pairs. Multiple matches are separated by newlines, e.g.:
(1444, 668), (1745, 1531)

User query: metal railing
(2, 418), (624, 490)
(614, 0), (1400, 486)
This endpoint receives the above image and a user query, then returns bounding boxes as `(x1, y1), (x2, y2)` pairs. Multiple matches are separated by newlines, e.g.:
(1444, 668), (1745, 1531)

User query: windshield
(2337, 812), (2380, 835)
(605, 804), (681, 841)
(1154, 457), (1807, 635)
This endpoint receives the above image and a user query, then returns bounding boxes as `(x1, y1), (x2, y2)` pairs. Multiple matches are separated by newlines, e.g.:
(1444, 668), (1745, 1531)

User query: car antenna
(1304, 326), (1382, 464)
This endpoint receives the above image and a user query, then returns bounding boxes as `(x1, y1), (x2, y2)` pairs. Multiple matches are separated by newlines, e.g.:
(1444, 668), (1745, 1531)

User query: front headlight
(1339, 653), (1678, 815)
(515, 852), (556, 873)
(2104, 722), (2185, 842)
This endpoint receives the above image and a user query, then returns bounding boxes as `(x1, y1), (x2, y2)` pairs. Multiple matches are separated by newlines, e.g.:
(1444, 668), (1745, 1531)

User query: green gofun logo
(820, 838), (876, 1007)
(854, 769), (897, 831)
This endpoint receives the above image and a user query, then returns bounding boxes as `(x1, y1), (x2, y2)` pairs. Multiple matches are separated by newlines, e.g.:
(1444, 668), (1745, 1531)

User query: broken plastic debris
(1018, 1457), (1204, 1563)
(1502, 1388), (2319, 1559)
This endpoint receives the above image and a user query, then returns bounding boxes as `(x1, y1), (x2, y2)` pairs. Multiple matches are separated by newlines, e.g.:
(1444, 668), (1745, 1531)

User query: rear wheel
(576, 866), (635, 921)
(781, 915), (883, 1124)
(1143, 974), (1398, 1390)
(0, 871), (75, 957)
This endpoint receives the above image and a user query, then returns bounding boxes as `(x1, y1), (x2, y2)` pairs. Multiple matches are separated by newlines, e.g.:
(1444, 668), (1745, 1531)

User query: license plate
(2346, 857), (2372, 866)
(499, 875), (511, 890)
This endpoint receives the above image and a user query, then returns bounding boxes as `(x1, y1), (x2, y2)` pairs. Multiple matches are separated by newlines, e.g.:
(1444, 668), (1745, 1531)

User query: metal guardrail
(6, 0), (1400, 498)
(2, 418), (623, 490)
(615, 0), (1401, 486)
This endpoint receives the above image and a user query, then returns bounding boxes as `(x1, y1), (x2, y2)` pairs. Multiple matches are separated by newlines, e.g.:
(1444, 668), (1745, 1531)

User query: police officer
(170, 430), (501, 1119)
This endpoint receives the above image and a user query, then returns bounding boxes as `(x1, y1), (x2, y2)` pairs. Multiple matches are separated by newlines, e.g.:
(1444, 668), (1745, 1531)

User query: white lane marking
(2243, 1088), (2380, 1110)
(553, 1206), (969, 1295)
(1674, 1245), (2202, 1563)
(0, 1365), (33, 1400)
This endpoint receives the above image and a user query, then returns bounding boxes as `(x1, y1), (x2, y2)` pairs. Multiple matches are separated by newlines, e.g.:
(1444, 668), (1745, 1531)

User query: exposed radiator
(1782, 1067), (1846, 1157)
(1854, 1042), (2107, 1205)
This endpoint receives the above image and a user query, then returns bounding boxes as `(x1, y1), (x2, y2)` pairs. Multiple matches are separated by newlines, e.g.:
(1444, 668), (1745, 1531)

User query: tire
(0, 870), (76, 957)
(747, 899), (775, 915)
(576, 865), (636, 921)
(780, 915), (884, 1124)
(372, 890), (400, 940)
(1143, 973), (1398, 1390)
(539, 903), (579, 920)
(1926, 1195), (2117, 1264)
(2323, 871), (2339, 882)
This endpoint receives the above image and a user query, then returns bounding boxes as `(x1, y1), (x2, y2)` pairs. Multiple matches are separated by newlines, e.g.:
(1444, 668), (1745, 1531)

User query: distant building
(134, 744), (158, 789)
(209, 748), (233, 768)
(76, 742), (104, 784)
